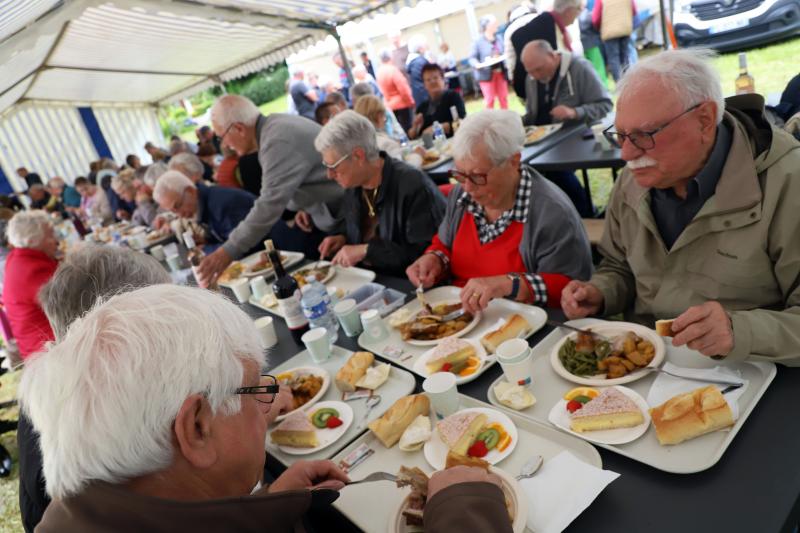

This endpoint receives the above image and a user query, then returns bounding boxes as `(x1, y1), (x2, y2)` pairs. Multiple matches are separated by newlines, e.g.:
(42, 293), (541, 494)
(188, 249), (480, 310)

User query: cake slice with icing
(569, 387), (644, 433)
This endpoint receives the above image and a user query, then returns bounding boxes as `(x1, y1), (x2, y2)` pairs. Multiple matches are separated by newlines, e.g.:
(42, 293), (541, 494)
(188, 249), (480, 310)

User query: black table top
(424, 123), (584, 179)
(527, 125), (626, 172)
(227, 269), (800, 533)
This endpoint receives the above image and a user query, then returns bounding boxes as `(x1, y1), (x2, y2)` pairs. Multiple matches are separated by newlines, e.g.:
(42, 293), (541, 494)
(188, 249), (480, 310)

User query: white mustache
(627, 156), (658, 169)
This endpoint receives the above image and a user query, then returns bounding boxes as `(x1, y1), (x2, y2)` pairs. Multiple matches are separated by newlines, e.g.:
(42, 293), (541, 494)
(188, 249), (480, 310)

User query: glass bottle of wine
(734, 53), (755, 95)
(183, 231), (217, 290)
(265, 240), (309, 343)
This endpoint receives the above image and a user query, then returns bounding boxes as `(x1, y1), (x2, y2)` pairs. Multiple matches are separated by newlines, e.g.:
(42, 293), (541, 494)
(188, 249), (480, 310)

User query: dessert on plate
(569, 387), (644, 432)
(270, 411), (318, 448)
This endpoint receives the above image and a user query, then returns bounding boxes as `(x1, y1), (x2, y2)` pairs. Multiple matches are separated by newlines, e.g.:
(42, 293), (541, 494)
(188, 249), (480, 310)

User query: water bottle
(300, 276), (339, 343)
(432, 121), (446, 149)
(399, 131), (411, 158)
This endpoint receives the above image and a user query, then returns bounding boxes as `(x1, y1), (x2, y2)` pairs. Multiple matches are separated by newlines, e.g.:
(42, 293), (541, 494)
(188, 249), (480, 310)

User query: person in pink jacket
(376, 48), (416, 133)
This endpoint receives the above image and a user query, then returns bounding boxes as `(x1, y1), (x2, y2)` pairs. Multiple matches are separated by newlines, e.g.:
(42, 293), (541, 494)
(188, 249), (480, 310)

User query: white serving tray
(218, 250), (304, 289)
(248, 264), (376, 318)
(332, 394), (601, 533)
(487, 318), (777, 474)
(357, 286), (547, 381)
(264, 345), (416, 465)
(524, 123), (563, 146)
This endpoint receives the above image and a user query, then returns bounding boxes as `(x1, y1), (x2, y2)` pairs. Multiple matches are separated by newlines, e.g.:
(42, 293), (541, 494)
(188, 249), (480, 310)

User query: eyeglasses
(234, 374), (280, 412)
(603, 103), (702, 151)
(323, 152), (351, 172)
(219, 122), (238, 145)
(449, 169), (488, 186)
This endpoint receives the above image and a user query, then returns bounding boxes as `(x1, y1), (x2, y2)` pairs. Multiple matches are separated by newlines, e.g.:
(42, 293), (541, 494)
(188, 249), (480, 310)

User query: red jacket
(2, 248), (57, 358)
(377, 63), (415, 111)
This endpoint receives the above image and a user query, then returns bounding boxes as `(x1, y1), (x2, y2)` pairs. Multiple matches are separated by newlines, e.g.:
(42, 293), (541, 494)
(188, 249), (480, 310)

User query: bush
(226, 64), (289, 106)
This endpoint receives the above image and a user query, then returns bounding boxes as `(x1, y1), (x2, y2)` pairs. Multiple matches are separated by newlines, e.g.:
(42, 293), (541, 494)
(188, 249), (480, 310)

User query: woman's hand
(331, 244), (368, 268)
(407, 253), (444, 288)
(318, 235), (346, 260)
(460, 275), (513, 315)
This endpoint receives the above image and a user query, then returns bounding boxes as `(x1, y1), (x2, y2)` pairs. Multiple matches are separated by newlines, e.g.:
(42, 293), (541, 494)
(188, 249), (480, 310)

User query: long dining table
(215, 264), (800, 533)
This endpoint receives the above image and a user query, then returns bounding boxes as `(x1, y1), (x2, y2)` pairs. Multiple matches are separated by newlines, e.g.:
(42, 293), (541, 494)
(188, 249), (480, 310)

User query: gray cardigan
(437, 166), (593, 282)
(523, 51), (612, 126)
(223, 114), (344, 258)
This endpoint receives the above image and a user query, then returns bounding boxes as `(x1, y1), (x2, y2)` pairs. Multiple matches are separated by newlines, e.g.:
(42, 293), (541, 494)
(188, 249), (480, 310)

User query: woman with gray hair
(314, 110), (445, 275)
(19, 284), (347, 532)
(2, 211), (58, 360)
(406, 110), (592, 314)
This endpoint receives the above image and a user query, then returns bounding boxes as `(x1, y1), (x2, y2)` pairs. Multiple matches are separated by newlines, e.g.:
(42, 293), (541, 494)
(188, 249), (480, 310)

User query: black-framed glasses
(449, 169), (488, 186)
(234, 374), (280, 410)
(603, 103), (702, 151)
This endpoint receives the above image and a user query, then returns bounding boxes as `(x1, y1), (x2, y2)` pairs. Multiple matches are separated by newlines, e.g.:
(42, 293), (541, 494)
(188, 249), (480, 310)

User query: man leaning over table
(407, 110), (593, 316)
(562, 49), (800, 366)
(21, 285), (513, 533)
(196, 94), (344, 287)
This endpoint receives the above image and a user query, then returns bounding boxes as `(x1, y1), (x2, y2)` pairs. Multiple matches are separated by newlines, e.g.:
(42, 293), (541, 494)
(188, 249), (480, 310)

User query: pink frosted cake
(569, 387), (644, 433)
(437, 411), (488, 455)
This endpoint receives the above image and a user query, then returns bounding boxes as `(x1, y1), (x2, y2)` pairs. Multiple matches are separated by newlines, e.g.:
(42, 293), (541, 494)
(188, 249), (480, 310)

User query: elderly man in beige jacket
(562, 49), (800, 366)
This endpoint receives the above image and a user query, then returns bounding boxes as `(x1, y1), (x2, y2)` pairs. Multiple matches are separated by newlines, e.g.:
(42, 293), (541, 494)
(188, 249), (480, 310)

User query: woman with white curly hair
(2, 211), (59, 360)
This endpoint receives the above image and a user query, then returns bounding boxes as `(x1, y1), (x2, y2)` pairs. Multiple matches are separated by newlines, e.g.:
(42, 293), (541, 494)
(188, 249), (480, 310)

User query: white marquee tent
(0, 0), (423, 191)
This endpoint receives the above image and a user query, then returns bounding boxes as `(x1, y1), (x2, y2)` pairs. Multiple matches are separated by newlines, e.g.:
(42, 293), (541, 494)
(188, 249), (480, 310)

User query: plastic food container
(349, 283), (406, 317)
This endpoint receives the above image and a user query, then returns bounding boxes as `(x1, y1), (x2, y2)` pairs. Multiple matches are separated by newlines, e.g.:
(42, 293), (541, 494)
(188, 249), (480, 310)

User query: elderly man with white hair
(407, 110), (592, 314)
(562, 49), (800, 365)
(18, 245), (174, 533)
(154, 170), (255, 250)
(2, 211), (58, 360)
(20, 284), (350, 532)
(315, 110), (445, 275)
(196, 94), (344, 286)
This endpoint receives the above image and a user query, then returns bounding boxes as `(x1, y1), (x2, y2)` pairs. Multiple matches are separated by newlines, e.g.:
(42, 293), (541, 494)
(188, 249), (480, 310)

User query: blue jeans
(604, 36), (631, 82)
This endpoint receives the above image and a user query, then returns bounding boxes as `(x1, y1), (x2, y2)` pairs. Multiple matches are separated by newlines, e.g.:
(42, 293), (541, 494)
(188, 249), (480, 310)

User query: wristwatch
(506, 273), (521, 300)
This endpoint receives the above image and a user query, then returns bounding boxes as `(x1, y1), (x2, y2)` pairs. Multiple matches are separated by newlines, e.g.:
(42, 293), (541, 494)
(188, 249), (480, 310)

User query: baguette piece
(335, 351), (374, 392)
(649, 385), (734, 445)
(655, 319), (675, 337)
(369, 394), (430, 448)
(480, 314), (532, 353)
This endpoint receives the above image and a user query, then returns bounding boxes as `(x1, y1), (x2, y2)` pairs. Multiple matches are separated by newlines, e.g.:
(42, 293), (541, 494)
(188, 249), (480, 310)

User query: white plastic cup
(165, 254), (181, 273)
(249, 276), (269, 300)
(302, 327), (331, 363)
(360, 309), (388, 343)
(334, 299), (363, 337)
(150, 244), (166, 262)
(254, 316), (278, 349)
(591, 123), (612, 151)
(230, 278), (252, 304)
(423, 372), (459, 419)
(496, 338), (534, 387)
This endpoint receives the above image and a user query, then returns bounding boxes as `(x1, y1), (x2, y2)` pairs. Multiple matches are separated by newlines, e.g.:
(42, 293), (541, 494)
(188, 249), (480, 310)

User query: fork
(346, 471), (397, 486)
(547, 320), (612, 341)
(417, 308), (466, 322)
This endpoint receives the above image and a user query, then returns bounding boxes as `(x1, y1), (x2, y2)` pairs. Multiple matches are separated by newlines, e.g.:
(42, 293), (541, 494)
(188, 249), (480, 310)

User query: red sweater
(2, 248), (57, 358)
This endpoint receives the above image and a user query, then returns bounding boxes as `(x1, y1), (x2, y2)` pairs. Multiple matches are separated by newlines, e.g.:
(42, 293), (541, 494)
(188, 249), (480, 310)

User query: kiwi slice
(311, 407), (339, 428)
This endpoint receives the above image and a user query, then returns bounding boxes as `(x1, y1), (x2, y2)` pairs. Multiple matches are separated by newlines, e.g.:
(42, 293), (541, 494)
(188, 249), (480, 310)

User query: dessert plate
(548, 386), (651, 445)
(423, 407), (517, 470)
(413, 339), (490, 385)
(277, 400), (353, 455)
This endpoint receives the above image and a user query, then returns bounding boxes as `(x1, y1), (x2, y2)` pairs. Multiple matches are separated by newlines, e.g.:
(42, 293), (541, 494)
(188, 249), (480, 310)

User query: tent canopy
(0, 0), (421, 115)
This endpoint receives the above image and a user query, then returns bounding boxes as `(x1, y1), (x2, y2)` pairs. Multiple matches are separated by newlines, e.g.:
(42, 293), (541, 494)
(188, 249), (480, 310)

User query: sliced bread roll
(335, 351), (374, 392)
(649, 385), (734, 445)
(369, 394), (430, 448)
(480, 314), (531, 353)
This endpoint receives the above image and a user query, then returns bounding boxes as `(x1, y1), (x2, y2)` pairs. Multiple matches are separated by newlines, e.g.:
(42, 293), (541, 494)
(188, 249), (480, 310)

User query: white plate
(549, 321), (665, 386)
(413, 339), (489, 385)
(275, 366), (331, 422)
(389, 465), (526, 533)
(242, 250), (304, 278)
(547, 386), (651, 445)
(291, 261), (336, 285)
(276, 400), (354, 455)
(424, 407), (518, 470)
(404, 300), (482, 347)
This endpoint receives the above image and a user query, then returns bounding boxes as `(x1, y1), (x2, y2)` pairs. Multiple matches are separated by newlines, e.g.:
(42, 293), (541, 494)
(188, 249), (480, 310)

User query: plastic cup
(592, 123), (612, 151)
(423, 372), (459, 419)
(334, 299), (363, 337)
(360, 309), (388, 343)
(165, 254), (181, 273)
(254, 316), (277, 349)
(249, 276), (269, 300)
(230, 278), (252, 304)
(496, 338), (534, 387)
(302, 327), (331, 363)
(150, 244), (166, 262)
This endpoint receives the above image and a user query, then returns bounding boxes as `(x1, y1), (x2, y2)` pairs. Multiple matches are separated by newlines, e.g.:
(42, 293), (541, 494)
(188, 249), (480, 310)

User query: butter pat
(494, 381), (536, 410)
(355, 363), (391, 390)
(398, 415), (432, 451)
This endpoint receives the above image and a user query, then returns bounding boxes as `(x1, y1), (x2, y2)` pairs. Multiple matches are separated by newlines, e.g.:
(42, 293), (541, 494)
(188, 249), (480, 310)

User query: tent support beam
(20, 21), (71, 102)
(325, 25), (355, 87)
(43, 65), (211, 77)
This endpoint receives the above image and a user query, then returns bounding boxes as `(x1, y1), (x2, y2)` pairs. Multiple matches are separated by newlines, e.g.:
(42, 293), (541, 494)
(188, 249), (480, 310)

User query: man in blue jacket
(153, 170), (255, 250)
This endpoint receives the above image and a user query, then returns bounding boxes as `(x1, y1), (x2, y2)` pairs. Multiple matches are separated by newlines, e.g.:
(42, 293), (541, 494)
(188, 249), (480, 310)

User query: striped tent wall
(92, 106), (164, 165)
(0, 104), (98, 191)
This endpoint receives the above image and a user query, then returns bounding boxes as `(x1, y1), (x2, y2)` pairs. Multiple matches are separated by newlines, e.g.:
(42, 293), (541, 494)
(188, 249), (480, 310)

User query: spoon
(356, 395), (382, 430)
(516, 455), (544, 481)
